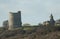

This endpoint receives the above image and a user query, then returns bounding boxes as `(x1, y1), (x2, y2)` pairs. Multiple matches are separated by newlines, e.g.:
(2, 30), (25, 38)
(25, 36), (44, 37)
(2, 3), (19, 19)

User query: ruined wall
(3, 20), (8, 30)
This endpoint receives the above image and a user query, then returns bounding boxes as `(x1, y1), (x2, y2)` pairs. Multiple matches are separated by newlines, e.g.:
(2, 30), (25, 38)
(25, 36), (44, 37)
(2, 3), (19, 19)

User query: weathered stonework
(8, 11), (22, 30)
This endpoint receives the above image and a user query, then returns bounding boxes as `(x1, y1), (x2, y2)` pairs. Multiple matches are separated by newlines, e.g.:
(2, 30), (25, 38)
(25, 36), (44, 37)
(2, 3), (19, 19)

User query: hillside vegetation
(0, 26), (60, 39)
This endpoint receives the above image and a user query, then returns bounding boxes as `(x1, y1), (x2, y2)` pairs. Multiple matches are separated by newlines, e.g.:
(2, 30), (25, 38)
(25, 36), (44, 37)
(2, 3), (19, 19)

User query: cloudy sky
(0, 0), (60, 26)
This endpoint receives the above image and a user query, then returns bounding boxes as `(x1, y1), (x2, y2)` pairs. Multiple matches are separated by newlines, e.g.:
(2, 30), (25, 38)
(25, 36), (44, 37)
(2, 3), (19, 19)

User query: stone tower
(8, 11), (22, 30)
(50, 14), (55, 26)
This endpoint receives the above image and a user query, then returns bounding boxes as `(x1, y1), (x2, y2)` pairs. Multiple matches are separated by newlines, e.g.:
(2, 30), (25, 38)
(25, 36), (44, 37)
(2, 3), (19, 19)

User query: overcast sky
(0, 0), (60, 26)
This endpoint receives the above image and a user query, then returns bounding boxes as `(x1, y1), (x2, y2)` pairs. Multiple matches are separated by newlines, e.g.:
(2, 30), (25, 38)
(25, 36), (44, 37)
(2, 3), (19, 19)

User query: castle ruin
(8, 11), (22, 30)
(3, 11), (22, 30)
